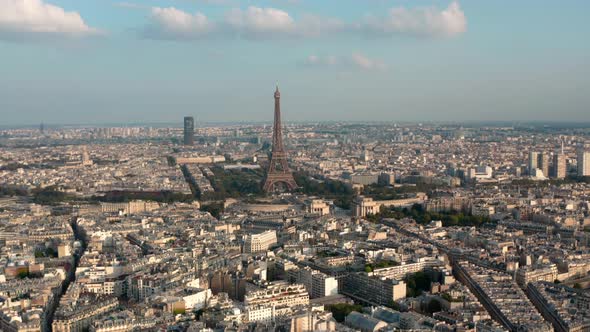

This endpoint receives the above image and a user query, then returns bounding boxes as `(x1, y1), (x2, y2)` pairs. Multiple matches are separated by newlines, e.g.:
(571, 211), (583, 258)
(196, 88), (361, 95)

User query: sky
(0, 0), (589, 126)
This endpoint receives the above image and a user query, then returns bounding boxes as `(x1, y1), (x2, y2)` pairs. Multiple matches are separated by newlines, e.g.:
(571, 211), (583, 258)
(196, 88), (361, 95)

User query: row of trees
(30, 186), (195, 206)
(0, 163), (30, 171)
(361, 183), (440, 201)
(364, 260), (400, 272)
(96, 191), (194, 204)
(0, 185), (29, 197)
(203, 167), (264, 200)
(293, 172), (354, 209)
(32, 187), (73, 205)
(367, 204), (491, 227)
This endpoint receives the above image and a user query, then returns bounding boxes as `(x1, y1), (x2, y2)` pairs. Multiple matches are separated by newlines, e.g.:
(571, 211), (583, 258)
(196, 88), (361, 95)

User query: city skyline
(1, 117), (590, 331)
(1, 0), (590, 125)
(1, 1), (590, 327)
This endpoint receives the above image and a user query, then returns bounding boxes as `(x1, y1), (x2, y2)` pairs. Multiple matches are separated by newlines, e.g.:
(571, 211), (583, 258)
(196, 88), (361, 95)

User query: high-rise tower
(528, 151), (539, 174)
(184, 116), (194, 145)
(578, 145), (590, 177)
(538, 152), (550, 178)
(552, 153), (566, 179)
(263, 86), (297, 192)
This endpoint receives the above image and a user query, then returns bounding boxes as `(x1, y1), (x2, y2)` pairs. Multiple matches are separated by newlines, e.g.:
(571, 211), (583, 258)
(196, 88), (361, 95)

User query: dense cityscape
(0, 88), (589, 332)
(1, 0), (590, 330)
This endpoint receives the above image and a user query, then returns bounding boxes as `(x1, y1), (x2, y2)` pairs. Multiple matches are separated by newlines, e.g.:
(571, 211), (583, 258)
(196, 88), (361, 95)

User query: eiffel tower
(263, 86), (298, 192)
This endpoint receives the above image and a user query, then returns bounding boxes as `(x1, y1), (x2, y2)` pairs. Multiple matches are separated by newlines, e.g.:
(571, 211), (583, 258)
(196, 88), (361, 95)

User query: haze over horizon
(1, 0), (589, 125)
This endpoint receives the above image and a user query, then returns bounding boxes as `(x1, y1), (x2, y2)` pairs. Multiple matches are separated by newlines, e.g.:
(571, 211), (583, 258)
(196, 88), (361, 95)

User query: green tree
(201, 202), (224, 219)
(326, 304), (363, 323)
(441, 293), (452, 302)
(32, 186), (69, 205)
(426, 299), (442, 314)
(45, 247), (57, 257)
(405, 271), (433, 297)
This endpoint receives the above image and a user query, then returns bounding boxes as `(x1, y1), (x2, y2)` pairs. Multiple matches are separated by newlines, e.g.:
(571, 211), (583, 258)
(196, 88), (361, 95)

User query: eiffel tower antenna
(263, 86), (297, 192)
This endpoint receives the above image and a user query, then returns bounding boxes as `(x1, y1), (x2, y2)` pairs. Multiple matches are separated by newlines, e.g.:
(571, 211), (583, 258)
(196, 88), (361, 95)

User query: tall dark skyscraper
(184, 116), (194, 146)
(263, 86), (297, 192)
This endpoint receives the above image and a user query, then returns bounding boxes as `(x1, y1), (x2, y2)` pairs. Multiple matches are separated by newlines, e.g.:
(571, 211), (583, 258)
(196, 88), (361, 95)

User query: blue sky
(0, 0), (589, 125)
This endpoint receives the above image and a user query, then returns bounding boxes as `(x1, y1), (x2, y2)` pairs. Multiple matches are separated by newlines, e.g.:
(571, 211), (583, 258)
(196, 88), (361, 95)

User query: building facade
(343, 272), (406, 306)
(244, 282), (309, 322)
(578, 147), (590, 177)
(528, 151), (539, 174)
(538, 152), (550, 178)
(290, 267), (338, 299)
(243, 230), (277, 253)
(552, 153), (567, 179)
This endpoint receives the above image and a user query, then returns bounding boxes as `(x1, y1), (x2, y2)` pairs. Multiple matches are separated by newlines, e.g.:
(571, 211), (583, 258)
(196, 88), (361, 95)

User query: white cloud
(143, 7), (213, 39)
(223, 7), (345, 39)
(305, 55), (320, 64)
(0, 0), (99, 40)
(142, 5), (343, 40)
(224, 6), (295, 38)
(304, 53), (387, 71)
(304, 55), (339, 66)
(362, 1), (466, 38)
(350, 53), (387, 71)
(140, 2), (466, 41)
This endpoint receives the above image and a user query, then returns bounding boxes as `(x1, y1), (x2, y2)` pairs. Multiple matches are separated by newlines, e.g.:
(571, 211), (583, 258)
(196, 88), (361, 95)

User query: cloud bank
(140, 2), (466, 41)
(143, 7), (213, 39)
(362, 1), (467, 38)
(0, 0), (99, 40)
